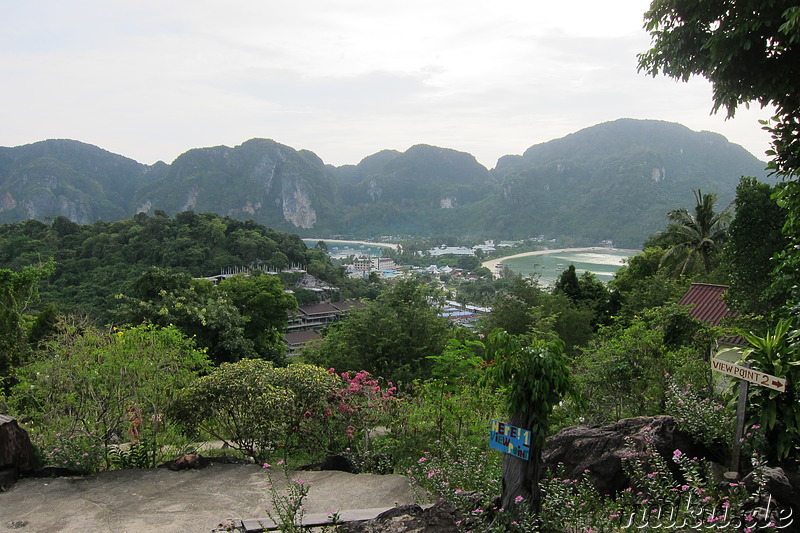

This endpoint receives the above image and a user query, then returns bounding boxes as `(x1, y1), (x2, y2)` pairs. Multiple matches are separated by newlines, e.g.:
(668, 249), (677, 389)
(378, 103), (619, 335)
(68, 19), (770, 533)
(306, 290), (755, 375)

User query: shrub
(664, 380), (733, 454)
(44, 432), (105, 474)
(12, 322), (209, 470)
(174, 360), (340, 462)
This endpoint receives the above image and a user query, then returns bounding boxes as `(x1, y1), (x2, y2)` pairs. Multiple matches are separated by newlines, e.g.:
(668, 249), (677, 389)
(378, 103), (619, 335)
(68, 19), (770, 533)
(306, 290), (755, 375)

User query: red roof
(678, 283), (735, 326)
(678, 283), (745, 346)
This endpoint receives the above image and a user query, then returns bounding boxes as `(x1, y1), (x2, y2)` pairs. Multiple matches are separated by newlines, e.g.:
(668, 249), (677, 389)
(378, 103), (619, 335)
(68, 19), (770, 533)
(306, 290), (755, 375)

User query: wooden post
(730, 372), (749, 473)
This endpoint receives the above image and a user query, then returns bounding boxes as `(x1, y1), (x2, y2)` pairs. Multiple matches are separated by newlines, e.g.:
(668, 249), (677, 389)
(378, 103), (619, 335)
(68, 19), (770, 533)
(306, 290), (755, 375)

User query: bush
(44, 432), (106, 474)
(11, 322), (210, 470)
(174, 360), (340, 462)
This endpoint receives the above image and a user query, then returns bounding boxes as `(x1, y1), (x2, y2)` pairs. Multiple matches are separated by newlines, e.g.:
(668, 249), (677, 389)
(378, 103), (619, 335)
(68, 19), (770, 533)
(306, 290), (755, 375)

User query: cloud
(0, 0), (775, 168)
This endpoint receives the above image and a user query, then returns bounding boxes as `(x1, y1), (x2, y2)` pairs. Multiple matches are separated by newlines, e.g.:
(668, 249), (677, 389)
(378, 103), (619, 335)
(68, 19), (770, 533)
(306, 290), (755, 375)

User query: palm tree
(656, 190), (731, 275)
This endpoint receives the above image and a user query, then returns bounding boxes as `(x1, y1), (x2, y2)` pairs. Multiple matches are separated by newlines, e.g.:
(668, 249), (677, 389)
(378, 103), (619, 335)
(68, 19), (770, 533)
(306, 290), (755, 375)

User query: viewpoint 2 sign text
(711, 358), (786, 392)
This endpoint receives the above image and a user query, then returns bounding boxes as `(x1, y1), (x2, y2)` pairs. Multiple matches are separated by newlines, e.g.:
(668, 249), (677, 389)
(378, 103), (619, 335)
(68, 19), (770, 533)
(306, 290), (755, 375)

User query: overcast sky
(0, 1), (775, 169)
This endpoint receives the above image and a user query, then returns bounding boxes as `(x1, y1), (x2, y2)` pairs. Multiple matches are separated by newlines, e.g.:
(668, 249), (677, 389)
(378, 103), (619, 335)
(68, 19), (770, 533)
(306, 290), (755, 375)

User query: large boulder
(542, 415), (704, 495)
(0, 415), (37, 491)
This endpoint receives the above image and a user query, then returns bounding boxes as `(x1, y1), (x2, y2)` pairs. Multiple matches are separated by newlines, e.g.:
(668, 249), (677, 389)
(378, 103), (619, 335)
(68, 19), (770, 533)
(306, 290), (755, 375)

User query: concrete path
(0, 464), (417, 533)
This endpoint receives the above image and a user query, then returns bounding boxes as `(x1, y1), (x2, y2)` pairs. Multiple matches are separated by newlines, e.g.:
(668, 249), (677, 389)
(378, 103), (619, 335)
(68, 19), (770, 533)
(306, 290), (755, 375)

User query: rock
(159, 453), (212, 471)
(0, 415), (36, 491)
(212, 518), (239, 532)
(342, 501), (459, 533)
(743, 466), (800, 532)
(542, 415), (704, 495)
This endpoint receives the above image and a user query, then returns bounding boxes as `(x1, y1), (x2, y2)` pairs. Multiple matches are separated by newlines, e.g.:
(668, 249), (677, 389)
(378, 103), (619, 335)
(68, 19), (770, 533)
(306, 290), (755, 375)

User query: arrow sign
(711, 358), (787, 392)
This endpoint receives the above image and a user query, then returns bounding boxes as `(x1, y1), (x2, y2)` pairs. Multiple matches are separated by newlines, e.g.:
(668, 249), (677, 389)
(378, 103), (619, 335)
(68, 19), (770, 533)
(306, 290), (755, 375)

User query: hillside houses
(284, 300), (366, 355)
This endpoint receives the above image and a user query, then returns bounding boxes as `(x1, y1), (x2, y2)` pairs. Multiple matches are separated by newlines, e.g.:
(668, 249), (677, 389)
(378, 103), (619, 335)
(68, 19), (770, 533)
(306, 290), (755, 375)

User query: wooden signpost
(711, 353), (787, 473)
(711, 358), (786, 392)
(489, 420), (531, 460)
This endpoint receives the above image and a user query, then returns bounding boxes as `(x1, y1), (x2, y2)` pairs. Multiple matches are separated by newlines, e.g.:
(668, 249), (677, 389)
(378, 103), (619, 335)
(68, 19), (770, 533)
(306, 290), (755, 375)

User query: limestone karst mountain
(0, 119), (768, 247)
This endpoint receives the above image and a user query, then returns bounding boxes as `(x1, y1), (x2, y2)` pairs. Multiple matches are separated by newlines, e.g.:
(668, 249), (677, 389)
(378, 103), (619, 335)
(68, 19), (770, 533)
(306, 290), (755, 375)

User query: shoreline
(482, 247), (639, 277)
(303, 238), (399, 250)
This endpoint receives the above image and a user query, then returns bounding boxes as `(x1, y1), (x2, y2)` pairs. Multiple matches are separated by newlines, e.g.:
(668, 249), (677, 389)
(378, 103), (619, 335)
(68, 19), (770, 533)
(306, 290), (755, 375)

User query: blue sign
(489, 420), (531, 460)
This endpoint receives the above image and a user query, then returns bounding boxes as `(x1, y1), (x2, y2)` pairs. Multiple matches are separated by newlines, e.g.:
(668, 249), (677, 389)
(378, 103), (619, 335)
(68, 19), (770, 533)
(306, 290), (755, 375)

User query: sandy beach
(482, 247), (638, 277)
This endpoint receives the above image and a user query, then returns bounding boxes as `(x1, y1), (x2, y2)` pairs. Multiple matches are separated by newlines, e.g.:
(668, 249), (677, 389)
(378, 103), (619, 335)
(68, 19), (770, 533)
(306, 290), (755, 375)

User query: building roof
(284, 330), (322, 345)
(331, 300), (367, 312)
(678, 283), (746, 346)
(299, 302), (340, 316)
(677, 283), (735, 326)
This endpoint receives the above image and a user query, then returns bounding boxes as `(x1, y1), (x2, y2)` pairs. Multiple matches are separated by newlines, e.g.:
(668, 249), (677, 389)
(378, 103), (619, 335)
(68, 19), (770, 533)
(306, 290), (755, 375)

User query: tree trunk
(500, 411), (543, 512)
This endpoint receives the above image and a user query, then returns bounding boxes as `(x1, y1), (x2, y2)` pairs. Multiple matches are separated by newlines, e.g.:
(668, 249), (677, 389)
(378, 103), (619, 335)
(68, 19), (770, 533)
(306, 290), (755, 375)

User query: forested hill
(0, 119), (769, 247)
(484, 119), (770, 246)
(0, 212), (340, 321)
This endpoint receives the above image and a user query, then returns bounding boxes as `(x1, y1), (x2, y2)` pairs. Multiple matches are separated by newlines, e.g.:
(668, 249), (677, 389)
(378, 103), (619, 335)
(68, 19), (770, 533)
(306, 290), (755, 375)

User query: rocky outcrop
(0, 415), (36, 491)
(542, 415), (703, 495)
(281, 177), (317, 228)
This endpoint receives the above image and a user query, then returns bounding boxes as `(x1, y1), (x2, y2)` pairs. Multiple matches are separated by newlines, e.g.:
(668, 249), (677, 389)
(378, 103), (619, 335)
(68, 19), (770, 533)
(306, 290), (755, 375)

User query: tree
(303, 279), (449, 383)
(638, 1), (800, 122)
(114, 267), (256, 365)
(553, 264), (581, 301)
(652, 190), (730, 275)
(638, 1), (800, 302)
(724, 177), (790, 316)
(482, 277), (595, 355)
(610, 247), (689, 319)
(11, 323), (209, 468)
(175, 360), (340, 462)
(482, 329), (574, 513)
(0, 259), (55, 382)
(217, 273), (297, 362)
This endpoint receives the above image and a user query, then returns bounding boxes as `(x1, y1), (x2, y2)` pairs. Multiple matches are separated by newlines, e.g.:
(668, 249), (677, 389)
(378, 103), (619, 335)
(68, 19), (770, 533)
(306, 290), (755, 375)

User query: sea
(501, 249), (637, 286)
(302, 240), (388, 259)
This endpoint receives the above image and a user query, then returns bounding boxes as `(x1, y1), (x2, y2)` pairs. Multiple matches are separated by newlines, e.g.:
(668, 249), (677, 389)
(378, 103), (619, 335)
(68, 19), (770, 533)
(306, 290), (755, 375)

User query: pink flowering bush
(664, 380), (733, 452)
(539, 465), (613, 532)
(319, 369), (398, 471)
(262, 462), (310, 533)
(46, 431), (105, 474)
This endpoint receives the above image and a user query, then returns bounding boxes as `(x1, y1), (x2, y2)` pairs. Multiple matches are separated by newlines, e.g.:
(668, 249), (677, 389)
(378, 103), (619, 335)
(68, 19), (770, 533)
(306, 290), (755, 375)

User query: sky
(0, 1), (775, 169)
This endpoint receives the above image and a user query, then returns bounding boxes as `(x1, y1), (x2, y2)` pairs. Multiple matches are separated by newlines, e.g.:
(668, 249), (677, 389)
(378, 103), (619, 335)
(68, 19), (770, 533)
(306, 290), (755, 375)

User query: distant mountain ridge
(0, 119), (769, 247)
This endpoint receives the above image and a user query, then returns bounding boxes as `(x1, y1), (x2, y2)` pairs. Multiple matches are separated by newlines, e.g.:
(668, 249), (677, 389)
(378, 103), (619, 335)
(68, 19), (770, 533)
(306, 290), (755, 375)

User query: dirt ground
(0, 464), (417, 533)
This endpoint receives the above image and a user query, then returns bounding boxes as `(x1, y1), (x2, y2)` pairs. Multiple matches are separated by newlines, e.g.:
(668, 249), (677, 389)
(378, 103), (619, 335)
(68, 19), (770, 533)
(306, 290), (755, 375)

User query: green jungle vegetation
(4, 1), (800, 525)
(1, 175), (798, 530)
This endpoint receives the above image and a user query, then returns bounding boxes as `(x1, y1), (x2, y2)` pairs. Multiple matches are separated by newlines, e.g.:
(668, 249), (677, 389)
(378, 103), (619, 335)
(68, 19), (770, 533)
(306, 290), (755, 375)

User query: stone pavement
(0, 463), (417, 533)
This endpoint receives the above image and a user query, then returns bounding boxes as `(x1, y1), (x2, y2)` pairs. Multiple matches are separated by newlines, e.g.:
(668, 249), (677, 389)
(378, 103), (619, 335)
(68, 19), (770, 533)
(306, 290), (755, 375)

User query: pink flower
(263, 462), (271, 468)
(514, 495), (524, 503)
(418, 457), (426, 463)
